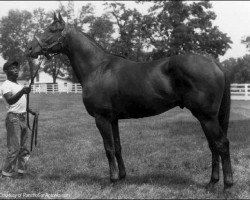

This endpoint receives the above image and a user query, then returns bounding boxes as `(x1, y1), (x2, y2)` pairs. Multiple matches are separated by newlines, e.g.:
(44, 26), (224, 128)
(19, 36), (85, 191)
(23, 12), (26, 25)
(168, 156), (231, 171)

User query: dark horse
(27, 13), (233, 190)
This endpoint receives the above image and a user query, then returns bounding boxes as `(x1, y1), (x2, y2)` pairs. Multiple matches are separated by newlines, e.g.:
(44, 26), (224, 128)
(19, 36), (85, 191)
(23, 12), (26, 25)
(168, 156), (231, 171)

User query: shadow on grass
(60, 171), (205, 191)
(67, 173), (109, 188)
(124, 172), (204, 189)
(41, 173), (62, 181)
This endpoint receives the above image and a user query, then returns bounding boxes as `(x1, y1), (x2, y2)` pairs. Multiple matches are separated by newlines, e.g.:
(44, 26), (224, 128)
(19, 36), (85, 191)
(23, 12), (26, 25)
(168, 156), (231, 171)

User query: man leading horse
(27, 13), (233, 191)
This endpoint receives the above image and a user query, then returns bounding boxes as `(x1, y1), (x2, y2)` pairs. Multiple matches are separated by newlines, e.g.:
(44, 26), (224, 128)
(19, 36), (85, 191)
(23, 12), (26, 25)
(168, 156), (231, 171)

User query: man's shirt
(1, 80), (26, 113)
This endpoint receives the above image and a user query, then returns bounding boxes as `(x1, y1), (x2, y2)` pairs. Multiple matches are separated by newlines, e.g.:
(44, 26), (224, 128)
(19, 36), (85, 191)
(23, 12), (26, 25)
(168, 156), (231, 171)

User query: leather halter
(34, 24), (67, 59)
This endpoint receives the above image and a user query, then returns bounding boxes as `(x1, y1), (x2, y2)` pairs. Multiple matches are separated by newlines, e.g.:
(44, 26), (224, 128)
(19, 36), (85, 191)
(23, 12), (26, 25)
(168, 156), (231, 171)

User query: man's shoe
(1, 170), (14, 177)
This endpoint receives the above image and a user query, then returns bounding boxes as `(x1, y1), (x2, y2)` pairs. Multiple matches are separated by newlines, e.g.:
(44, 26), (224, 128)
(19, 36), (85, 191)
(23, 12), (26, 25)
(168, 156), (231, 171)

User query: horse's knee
(115, 145), (121, 155)
(214, 137), (229, 155)
(105, 147), (115, 157)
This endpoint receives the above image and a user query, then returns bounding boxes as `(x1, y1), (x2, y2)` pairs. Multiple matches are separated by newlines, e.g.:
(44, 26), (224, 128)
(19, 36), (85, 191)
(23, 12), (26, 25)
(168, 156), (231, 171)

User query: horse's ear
(53, 12), (58, 21)
(58, 12), (65, 24)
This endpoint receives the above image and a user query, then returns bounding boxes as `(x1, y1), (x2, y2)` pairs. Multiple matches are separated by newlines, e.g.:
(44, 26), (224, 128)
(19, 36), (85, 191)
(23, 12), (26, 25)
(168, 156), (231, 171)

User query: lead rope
(30, 113), (39, 152)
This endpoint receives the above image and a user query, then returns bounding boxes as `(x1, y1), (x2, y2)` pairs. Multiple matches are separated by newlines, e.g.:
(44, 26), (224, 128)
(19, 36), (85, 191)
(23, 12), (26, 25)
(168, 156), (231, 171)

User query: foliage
(76, 3), (95, 31)
(0, 10), (32, 61)
(145, 1), (232, 59)
(88, 14), (115, 51)
(222, 55), (250, 83)
(104, 2), (152, 61)
(0, 1), (235, 82)
(43, 54), (69, 83)
(0, 9), (35, 79)
(241, 36), (250, 51)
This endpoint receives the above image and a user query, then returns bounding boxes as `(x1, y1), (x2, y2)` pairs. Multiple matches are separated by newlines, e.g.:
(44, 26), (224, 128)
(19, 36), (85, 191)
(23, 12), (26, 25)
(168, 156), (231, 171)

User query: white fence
(29, 83), (82, 94)
(230, 83), (250, 100)
(1, 83), (250, 100)
(29, 83), (250, 101)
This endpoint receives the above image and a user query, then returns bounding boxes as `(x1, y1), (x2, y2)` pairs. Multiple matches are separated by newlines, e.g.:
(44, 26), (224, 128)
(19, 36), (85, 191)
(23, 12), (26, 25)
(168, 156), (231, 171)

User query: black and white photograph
(0, 1), (249, 199)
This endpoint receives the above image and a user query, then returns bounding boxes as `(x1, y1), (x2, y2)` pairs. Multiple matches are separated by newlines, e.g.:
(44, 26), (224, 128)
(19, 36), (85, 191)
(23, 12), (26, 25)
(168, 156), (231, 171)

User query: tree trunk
(53, 76), (57, 84)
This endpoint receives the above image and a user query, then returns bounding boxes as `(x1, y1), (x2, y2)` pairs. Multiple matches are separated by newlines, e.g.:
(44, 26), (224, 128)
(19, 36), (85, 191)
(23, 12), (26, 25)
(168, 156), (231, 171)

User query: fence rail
(29, 83), (82, 94)
(29, 83), (250, 100)
(0, 83), (250, 100)
(230, 83), (250, 100)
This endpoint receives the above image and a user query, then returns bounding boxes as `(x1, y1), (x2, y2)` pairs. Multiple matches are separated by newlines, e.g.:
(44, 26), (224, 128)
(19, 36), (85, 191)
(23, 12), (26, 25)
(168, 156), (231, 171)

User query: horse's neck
(64, 29), (107, 82)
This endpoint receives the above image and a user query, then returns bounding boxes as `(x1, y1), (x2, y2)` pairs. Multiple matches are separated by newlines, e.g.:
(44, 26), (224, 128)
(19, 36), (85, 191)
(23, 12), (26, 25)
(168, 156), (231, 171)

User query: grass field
(0, 94), (249, 199)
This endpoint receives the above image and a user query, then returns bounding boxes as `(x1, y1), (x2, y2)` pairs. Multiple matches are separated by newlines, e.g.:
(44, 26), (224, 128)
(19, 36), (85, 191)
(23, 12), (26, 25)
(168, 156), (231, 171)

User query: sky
(0, 1), (250, 67)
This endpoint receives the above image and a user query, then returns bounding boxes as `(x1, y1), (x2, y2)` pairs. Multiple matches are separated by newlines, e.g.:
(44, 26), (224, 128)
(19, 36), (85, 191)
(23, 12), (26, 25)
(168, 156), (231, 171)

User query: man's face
(6, 64), (20, 79)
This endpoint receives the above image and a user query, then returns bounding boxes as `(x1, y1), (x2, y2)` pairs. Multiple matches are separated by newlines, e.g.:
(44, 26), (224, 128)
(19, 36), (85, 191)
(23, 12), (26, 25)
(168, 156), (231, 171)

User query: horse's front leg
(95, 115), (119, 182)
(112, 120), (126, 180)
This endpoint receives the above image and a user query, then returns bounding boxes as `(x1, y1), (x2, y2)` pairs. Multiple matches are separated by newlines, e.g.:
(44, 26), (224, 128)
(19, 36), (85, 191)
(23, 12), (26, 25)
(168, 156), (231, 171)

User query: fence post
(245, 84), (248, 100)
(75, 84), (77, 93)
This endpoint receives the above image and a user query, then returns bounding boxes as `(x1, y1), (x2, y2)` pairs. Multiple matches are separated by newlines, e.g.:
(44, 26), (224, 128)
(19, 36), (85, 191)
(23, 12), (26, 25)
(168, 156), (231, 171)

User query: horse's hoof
(205, 182), (216, 191)
(224, 181), (233, 190)
(223, 185), (234, 198)
(119, 172), (126, 180)
(205, 177), (219, 191)
(110, 177), (119, 183)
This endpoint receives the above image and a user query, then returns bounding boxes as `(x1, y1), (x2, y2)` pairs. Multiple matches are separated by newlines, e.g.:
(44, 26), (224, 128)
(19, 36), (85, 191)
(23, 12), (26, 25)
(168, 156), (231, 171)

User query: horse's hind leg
(195, 114), (220, 188)
(112, 120), (126, 179)
(207, 144), (220, 189)
(193, 112), (233, 189)
(95, 115), (119, 182)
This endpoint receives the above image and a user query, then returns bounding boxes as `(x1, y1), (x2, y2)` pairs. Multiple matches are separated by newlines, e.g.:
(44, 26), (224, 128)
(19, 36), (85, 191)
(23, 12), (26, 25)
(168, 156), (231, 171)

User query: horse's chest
(82, 85), (112, 115)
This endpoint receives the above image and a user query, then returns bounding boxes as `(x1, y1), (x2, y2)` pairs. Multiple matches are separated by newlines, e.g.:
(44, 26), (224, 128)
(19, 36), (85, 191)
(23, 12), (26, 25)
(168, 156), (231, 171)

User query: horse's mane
(72, 25), (126, 59)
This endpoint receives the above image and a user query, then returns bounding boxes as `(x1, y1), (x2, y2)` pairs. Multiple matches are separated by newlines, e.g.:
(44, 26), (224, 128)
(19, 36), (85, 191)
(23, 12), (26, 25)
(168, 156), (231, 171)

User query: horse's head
(27, 13), (66, 59)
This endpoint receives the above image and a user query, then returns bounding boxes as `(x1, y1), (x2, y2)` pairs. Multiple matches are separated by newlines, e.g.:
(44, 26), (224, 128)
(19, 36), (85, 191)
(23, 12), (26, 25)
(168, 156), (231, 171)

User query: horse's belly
(116, 98), (177, 119)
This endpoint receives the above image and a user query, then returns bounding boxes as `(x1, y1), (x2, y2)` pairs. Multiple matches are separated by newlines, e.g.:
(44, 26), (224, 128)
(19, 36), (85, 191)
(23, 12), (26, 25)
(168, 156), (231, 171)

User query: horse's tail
(218, 70), (231, 136)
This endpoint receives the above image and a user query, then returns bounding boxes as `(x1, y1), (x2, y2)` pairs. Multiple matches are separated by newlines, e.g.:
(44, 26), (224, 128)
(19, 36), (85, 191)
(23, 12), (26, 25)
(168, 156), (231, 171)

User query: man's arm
(4, 87), (31, 105)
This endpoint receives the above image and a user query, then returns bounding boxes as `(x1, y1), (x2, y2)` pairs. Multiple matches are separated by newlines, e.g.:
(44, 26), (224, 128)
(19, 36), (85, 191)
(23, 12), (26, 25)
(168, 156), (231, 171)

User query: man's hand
(27, 108), (39, 116)
(22, 86), (31, 94)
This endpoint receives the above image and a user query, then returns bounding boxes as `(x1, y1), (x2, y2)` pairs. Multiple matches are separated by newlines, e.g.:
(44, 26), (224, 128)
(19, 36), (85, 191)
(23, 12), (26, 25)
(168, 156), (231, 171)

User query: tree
(88, 14), (115, 51)
(0, 9), (49, 80)
(76, 3), (96, 31)
(43, 54), (69, 83)
(0, 10), (32, 79)
(104, 2), (152, 61)
(221, 57), (238, 82)
(142, 1), (232, 59)
(222, 55), (250, 83)
(241, 36), (250, 52)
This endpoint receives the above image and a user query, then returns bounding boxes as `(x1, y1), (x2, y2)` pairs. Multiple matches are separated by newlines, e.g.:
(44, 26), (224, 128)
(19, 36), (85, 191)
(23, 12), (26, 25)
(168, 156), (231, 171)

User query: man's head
(3, 61), (19, 72)
(3, 60), (20, 79)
